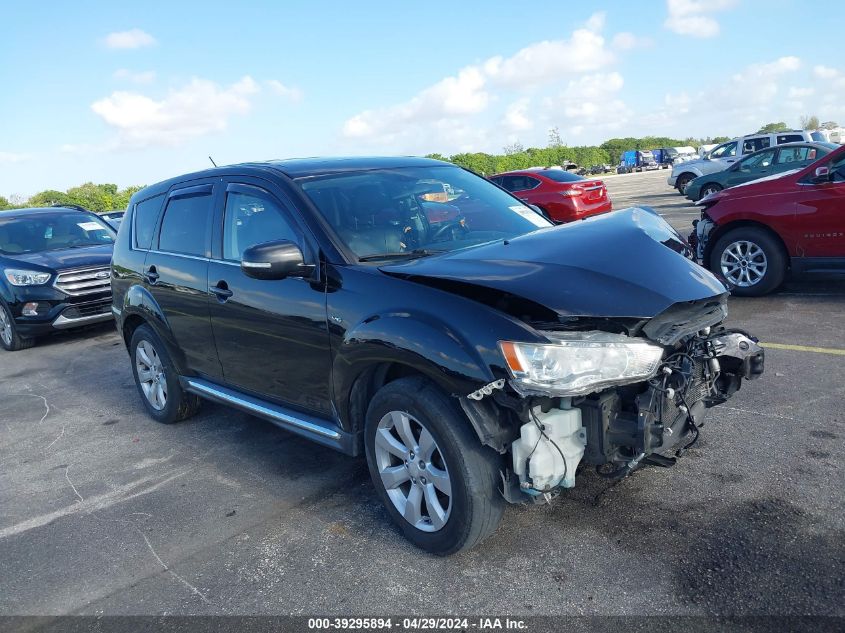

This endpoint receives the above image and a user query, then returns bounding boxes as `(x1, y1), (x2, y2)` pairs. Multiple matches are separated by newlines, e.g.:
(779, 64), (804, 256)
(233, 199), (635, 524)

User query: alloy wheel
(702, 184), (721, 197)
(0, 306), (12, 346)
(720, 240), (768, 287)
(136, 339), (167, 411)
(373, 410), (452, 532)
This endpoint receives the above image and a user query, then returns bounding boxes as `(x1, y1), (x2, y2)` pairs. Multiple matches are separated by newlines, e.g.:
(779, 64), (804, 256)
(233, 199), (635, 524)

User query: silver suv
(668, 130), (816, 195)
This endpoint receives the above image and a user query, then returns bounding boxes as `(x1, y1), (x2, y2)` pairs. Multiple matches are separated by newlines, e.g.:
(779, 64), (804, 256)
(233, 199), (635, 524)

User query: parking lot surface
(1, 169), (843, 616)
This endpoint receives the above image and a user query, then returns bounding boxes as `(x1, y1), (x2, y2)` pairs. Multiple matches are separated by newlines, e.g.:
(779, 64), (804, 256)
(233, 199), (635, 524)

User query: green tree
(800, 114), (820, 130)
(820, 121), (840, 130)
(0, 195), (13, 210)
(757, 121), (789, 133)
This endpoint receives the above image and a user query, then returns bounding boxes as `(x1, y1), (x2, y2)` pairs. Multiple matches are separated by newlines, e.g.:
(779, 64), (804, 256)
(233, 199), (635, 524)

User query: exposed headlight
(3, 269), (52, 286)
(499, 331), (663, 396)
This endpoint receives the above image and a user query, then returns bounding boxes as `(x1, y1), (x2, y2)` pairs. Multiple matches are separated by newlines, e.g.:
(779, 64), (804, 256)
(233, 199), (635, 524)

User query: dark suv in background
(112, 157), (763, 554)
(0, 206), (115, 351)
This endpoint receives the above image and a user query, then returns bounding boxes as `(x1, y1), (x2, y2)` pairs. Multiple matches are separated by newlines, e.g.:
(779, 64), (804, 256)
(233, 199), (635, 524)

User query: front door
(794, 154), (845, 258)
(206, 179), (333, 416)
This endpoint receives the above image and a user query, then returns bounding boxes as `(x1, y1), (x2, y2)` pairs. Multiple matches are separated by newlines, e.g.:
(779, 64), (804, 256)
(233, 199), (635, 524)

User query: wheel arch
(120, 284), (189, 374)
(704, 220), (790, 269)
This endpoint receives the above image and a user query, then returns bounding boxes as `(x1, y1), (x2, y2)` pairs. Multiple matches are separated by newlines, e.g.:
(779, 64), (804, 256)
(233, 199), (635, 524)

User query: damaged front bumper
(472, 327), (765, 503)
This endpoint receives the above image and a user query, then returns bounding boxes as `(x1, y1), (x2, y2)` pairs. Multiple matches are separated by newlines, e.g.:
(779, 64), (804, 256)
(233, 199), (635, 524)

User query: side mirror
(241, 240), (312, 280)
(813, 166), (831, 183)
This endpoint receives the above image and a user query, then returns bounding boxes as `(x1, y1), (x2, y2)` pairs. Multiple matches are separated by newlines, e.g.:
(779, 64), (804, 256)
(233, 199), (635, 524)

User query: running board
(182, 377), (356, 455)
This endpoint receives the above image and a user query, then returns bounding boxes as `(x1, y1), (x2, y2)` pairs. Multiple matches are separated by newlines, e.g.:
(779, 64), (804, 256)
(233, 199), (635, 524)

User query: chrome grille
(54, 267), (112, 296)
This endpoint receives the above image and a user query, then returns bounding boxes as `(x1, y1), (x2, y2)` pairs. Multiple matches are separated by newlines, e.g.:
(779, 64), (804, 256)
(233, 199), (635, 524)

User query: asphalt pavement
(1, 169), (843, 617)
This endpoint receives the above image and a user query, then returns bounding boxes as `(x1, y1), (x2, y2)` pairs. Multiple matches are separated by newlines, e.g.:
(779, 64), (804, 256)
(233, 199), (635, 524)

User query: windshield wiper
(357, 248), (443, 262)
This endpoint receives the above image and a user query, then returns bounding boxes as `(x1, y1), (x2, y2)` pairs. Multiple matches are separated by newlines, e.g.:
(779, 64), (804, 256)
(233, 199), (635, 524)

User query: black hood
(381, 207), (727, 319)
(3, 244), (113, 271)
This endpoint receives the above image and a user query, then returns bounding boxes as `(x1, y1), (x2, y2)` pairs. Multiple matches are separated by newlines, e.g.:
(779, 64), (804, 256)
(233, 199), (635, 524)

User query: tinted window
(739, 149), (775, 171)
(831, 154), (845, 183)
(710, 142), (738, 159)
(536, 170), (584, 183)
(133, 194), (164, 250)
(0, 212), (114, 255)
(501, 175), (541, 191)
(742, 137), (770, 154)
(775, 146), (817, 165)
(223, 189), (298, 261)
(158, 191), (212, 256)
(776, 134), (804, 144)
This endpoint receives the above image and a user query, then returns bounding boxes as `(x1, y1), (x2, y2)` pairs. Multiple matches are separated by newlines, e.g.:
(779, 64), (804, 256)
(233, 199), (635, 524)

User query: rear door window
(742, 137), (771, 154)
(775, 146), (817, 165)
(158, 186), (213, 257)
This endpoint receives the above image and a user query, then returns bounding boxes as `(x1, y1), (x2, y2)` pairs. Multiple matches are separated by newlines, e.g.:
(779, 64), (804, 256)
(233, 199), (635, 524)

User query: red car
(692, 144), (845, 296)
(489, 168), (612, 223)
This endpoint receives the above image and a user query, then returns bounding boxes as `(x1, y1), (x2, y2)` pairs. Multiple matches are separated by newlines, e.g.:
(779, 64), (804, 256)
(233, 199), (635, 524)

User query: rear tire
(364, 376), (505, 555)
(130, 324), (200, 423)
(709, 227), (787, 297)
(0, 301), (35, 352)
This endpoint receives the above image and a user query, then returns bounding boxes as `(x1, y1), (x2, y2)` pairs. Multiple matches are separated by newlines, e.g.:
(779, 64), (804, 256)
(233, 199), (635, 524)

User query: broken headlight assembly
(499, 332), (664, 397)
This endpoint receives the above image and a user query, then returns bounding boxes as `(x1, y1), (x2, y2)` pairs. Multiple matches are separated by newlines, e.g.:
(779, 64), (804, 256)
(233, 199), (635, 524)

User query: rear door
(206, 177), (333, 416)
(794, 154), (845, 258)
(144, 180), (222, 378)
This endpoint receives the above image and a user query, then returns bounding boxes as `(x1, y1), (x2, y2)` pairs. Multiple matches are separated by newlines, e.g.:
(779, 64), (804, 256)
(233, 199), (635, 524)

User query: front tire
(0, 301), (35, 352)
(676, 173), (695, 195)
(130, 324), (200, 423)
(710, 228), (787, 296)
(699, 182), (723, 199)
(365, 376), (505, 555)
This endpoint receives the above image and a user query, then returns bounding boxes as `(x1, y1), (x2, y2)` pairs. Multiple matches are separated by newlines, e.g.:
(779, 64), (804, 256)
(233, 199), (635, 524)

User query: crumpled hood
(381, 207), (727, 319)
(5, 244), (113, 271)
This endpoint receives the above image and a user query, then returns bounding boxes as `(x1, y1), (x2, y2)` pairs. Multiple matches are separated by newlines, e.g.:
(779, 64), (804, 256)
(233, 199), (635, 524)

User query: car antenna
(208, 156), (218, 167)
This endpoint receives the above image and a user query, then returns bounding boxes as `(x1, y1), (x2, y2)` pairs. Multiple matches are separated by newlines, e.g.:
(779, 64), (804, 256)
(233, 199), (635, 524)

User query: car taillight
(560, 190), (580, 197)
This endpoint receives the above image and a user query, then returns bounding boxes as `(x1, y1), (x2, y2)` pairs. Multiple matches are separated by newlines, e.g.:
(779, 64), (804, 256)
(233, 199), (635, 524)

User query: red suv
(490, 168), (612, 223)
(692, 144), (845, 296)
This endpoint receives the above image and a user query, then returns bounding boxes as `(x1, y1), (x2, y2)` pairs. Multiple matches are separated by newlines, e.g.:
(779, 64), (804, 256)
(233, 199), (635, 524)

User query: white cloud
(341, 15), (616, 145)
(611, 32), (653, 50)
(104, 28), (156, 50)
(664, 0), (738, 38)
(265, 79), (303, 102)
(502, 98), (533, 132)
(113, 68), (156, 84)
(485, 14), (615, 88)
(542, 72), (629, 135)
(0, 151), (31, 164)
(788, 86), (814, 98)
(813, 65), (839, 79)
(90, 76), (262, 148)
(342, 65), (489, 140)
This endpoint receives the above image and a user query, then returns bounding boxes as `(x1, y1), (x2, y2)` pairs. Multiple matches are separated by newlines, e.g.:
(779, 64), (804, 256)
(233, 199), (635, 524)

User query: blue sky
(1, 0), (842, 197)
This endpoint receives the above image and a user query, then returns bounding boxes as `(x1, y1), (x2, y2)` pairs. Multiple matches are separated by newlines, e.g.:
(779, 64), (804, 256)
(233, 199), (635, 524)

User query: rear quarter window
(133, 194), (165, 250)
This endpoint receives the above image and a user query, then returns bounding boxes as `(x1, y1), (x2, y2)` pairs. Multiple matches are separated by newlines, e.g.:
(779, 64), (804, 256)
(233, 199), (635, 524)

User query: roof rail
(51, 203), (90, 213)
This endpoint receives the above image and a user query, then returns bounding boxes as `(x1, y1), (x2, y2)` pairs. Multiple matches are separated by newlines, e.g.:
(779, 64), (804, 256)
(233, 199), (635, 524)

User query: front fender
(332, 310), (500, 428)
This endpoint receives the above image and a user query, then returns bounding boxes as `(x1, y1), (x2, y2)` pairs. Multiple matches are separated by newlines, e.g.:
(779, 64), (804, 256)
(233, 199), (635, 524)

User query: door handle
(143, 266), (159, 284)
(210, 281), (233, 302)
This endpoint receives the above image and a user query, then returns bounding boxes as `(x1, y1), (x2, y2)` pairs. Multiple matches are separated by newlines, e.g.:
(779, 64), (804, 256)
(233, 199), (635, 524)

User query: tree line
(0, 182), (144, 213)
(428, 134), (731, 176)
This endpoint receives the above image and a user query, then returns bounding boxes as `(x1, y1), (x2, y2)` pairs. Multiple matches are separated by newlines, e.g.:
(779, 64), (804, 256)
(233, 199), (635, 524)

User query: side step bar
(182, 377), (357, 455)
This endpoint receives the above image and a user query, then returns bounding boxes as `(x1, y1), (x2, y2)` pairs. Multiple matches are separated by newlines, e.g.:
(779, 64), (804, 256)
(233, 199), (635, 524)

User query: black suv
(0, 206), (115, 351)
(112, 157), (764, 554)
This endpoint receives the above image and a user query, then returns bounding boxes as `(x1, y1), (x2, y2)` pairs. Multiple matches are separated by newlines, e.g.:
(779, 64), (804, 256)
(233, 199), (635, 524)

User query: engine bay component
(511, 399), (586, 492)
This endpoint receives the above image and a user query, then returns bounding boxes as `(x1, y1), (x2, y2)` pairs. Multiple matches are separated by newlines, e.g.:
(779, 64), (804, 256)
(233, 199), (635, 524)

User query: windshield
(0, 212), (115, 255)
(297, 165), (552, 260)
